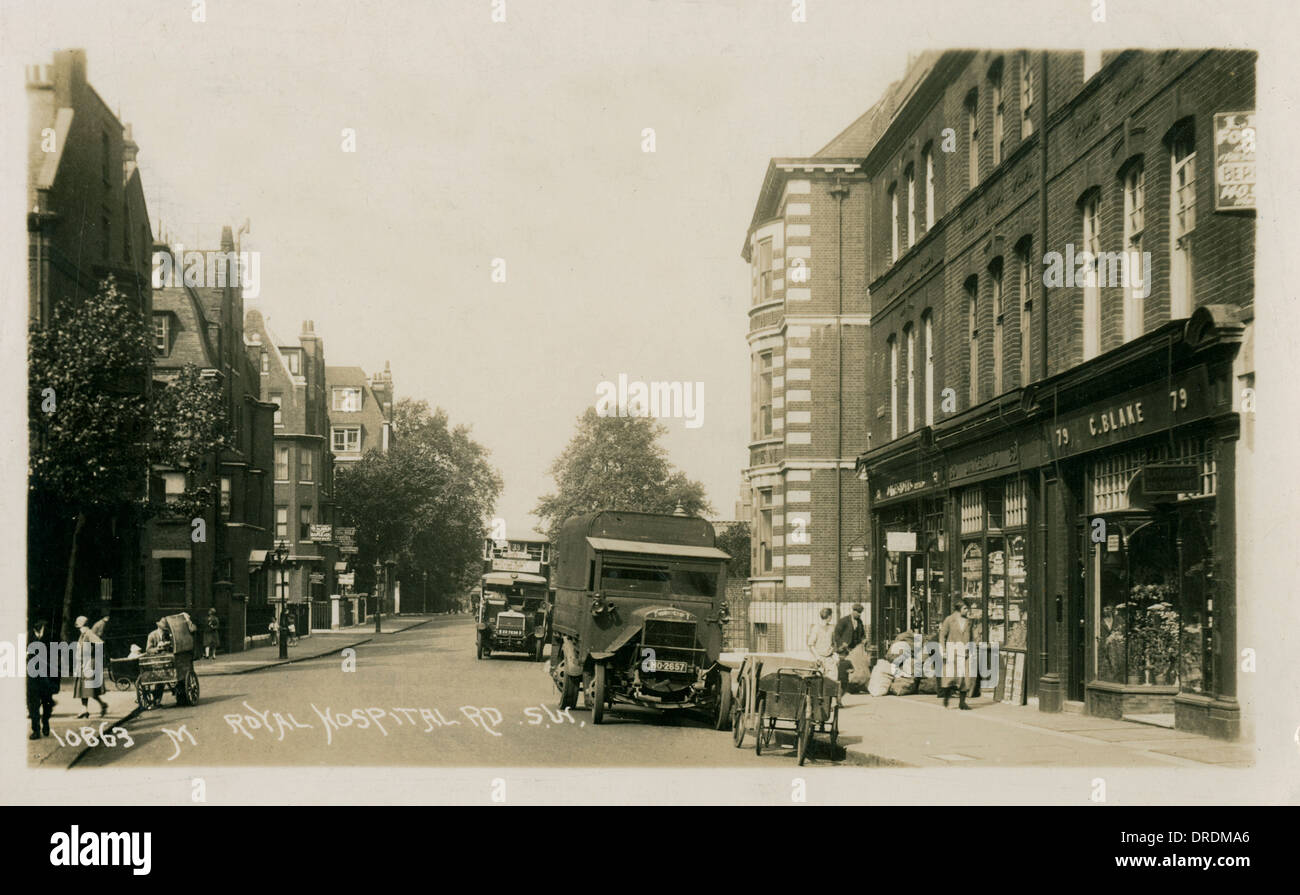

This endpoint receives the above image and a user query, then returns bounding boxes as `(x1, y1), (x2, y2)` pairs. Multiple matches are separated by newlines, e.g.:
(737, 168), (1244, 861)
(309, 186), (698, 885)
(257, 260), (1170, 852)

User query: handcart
(136, 613), (201, 710)
(730, 653), (839, 765)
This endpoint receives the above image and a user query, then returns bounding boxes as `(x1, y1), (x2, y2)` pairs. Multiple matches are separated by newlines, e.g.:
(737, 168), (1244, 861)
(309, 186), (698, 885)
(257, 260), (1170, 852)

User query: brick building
(148, 227), (276, 652)
(245, 312), (340, 631)
(325, 361), (395, 471)
(26, 49), (155, 635)
(855, 50), (1254, 738)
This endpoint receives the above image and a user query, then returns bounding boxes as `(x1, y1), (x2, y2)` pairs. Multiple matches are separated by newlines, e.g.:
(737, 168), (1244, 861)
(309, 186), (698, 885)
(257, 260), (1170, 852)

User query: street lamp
(273, 539), (290, 659)
(373, 561), (383, 634)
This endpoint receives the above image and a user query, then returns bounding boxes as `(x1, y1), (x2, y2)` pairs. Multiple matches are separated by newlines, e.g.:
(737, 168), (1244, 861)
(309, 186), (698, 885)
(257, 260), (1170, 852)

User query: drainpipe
(830, 179), (850, 620)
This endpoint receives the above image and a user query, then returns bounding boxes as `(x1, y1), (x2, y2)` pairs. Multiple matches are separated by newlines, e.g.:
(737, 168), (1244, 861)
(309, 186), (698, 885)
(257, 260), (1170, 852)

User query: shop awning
(249, 549), (268, 566)
(586, 537), (730, 560)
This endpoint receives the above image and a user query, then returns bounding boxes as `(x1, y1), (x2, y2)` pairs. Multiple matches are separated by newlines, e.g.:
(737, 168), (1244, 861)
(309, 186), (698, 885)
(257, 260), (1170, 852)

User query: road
(76, 617), (845, 768)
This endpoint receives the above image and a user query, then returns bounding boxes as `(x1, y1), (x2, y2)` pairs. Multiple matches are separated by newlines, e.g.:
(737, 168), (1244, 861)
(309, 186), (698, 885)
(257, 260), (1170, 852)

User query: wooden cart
(136, 613), (201, 710)
(730, 654), (839, 765)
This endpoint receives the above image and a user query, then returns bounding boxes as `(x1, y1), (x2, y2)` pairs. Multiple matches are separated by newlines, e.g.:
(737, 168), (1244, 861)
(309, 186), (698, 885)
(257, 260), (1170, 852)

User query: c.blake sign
(1046, 365), (1214, 460)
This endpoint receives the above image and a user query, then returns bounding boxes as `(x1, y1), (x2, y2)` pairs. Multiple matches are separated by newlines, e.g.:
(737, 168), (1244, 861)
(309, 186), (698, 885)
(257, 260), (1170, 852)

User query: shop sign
(948, 444), (1019, 485)
(1106, 534), (1120, 552)
(872, 467), (945, 504)
(1214, 111), (1255, 211)
(310, 572), (325, 584)
(309, 524), (333, 543)
(885, 531), (917, 553)
(1045, 366), (1213, 460)
(337, 572), (355, 587)
(1141, 464), (1201, 494)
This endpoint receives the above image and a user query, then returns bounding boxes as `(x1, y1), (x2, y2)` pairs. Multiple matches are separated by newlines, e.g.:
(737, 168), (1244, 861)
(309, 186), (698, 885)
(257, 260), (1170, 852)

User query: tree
(335, 399), (502, 609)
(30, 278), (151, 639)
(150, 363), (230, 520)
(714, 521), (752, 580)
(532, 408), (712, 545)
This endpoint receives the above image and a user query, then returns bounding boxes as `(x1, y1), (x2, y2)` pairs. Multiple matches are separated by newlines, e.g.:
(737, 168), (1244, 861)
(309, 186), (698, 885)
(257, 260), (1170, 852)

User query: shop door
(905, 553), (927, 633)
(1069, 523), (1087, 701)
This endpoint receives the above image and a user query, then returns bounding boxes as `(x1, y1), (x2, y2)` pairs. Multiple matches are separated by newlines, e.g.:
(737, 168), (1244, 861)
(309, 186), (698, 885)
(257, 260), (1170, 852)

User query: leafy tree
(30, 278), (151, 639)
(532, 408), (712, 545)
(150, 363), (230, 520)
(714, 521), (752, 580)
(335, 399), (502, 608)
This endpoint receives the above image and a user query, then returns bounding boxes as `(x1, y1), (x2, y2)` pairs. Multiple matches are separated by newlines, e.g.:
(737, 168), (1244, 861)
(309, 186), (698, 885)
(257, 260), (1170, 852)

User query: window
(905, 165), (916, 249)
(332, 426), (361, 453)
(966, 275), (980, 406)
(332, 387), (362, 411)
(153, 315), (169, 356)
(888, 335), (899, 440)
(923, 311), (935, 426)
(889, 183), (899, 262)
(1170, 126), (1197, 318)
(270, 393), (282, 426)
(299, 447), (313, 482)
(101, 131), (111, 184)
(1017, 238), (1033, 386)
(300, 506), (312, 540)
(284, 350), (301, 375)
(923, 145), (935, 230)
(758, 351), (773, 437)
(275, 445), (289, 481)
(960, 486), (985, 535)
(159, 558), (186, 606)
(220, 476), (231, 518)
(1020, 52), (1034, 139)
(1081, 192), (1102, 360)
(904, 323), (916, 433)
(990, 258), (1005, 395)
(965, 89), (980, 188)
(276, 506), (288, 538)
(757, 238), (773, 303)
(260, 350), (268, 373)
(163, 471), (185, 505)
(1004, 477), (1028, 527)
(989, 59), (1005, 166)
(757, 489), (773, 573)
(1123, 160), (1146, 341)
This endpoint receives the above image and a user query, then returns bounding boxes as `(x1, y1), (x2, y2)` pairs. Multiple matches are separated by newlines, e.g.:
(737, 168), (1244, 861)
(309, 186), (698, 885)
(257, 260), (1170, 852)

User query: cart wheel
(591, 662), (607, 725)
(136, 685), (158, 711)
(559, 672), (579, 710)
(180, 670), (200, 706)
(796, 693), (813, 766)
(755, 695), (768, 756)
(114, 677), (132, 692)
(731, 677), (748, 748)
(713, 669), (732, 731)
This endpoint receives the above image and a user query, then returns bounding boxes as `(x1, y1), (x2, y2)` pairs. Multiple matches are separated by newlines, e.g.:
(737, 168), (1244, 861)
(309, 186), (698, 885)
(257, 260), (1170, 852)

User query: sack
(888, 675), (919, 696)
(867, 659), (895, 697)
(847, 643), (871, 687)
(917, 675), (938, 695)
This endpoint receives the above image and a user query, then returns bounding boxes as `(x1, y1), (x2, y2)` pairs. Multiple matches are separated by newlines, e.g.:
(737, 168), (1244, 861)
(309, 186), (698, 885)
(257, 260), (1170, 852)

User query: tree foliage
(532, 408), (712, 544)
(150, 363), (229, 520)
(334, 398), (502, 606)
(714, 521), (752, 580)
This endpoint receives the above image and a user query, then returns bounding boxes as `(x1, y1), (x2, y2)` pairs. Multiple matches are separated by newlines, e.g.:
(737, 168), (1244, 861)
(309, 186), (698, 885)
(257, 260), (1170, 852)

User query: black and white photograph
(1, 0), (1296, 833)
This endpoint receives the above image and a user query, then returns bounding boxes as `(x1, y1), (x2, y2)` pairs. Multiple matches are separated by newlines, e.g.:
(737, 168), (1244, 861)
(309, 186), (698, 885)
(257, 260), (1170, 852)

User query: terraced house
(855, 49), (1254, 739)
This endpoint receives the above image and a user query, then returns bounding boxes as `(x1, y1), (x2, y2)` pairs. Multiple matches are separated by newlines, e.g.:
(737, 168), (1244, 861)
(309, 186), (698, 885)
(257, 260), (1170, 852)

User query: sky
(2, 0), (1275, 533)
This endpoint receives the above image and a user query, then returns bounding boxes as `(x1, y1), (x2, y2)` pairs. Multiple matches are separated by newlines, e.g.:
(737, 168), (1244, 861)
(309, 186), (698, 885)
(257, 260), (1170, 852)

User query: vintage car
(548, 509), (732, 727)
(477, 571), (549, 661)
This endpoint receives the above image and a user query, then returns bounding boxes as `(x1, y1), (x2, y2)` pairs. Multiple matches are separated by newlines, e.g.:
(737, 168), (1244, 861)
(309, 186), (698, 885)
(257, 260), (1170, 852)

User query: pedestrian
(806, 607), (838, 685)
(143, 618), (173, 706)
(26, 617), (59, 740)
(268, 614), (279, 646)
(72, 615), (108, 719)
(202, 608), (220, 659)
(90, 613), (110, 639)
(832, 603), (867, 702)
(938, 600), (973, 710)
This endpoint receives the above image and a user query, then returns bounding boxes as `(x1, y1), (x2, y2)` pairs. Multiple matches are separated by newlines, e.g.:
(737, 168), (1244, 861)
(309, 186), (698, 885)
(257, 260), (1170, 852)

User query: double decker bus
(477, 533), (551, 662)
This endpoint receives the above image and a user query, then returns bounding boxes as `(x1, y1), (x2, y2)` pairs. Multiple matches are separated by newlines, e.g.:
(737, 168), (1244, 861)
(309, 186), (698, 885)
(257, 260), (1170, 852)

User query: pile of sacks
(865, 631), (938, 697)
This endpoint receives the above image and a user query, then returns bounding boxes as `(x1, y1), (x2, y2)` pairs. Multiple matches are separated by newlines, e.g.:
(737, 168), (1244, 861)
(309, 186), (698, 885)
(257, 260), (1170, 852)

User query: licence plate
(650, 659), (692, 673)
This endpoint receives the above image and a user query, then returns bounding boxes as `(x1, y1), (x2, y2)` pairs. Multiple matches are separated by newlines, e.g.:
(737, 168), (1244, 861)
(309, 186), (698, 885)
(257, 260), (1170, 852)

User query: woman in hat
(72, 615), (108, 718)
(202, 608), (221, 659)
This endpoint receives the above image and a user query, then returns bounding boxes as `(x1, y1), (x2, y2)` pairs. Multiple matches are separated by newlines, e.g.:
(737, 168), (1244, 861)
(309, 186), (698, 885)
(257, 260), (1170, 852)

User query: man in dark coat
(26, 618), (60, 739)
(832, 604), (867, 701)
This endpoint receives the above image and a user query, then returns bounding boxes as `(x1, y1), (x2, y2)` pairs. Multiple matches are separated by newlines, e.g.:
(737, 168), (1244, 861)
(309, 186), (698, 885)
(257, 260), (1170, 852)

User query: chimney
(122, 123), (139, 181)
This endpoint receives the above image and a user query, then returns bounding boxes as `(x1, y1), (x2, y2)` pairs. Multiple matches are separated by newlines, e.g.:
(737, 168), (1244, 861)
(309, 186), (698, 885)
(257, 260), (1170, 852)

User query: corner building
(855, 49), (1254, 739)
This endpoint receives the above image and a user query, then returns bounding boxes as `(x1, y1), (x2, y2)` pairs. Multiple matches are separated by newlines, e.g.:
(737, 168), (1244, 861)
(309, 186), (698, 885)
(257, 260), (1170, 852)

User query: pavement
(26, 613), (446, 767)
(718, 649), (1255, 768)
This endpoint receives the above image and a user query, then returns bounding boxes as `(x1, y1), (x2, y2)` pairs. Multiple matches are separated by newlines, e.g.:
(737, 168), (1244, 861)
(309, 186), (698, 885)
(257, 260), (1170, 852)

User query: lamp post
(273, 539), (290, 660)
(374, 561), (383, 634)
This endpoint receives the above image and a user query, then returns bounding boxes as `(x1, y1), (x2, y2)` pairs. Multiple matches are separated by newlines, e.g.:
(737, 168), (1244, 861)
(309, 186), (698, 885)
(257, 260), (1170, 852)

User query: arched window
(923, 143), (936, 230)
(966, 275), (980, 406)
(989, 58), (1005, 166)
(1121, 157), (1146, 340)
(888, 334), (899, 440)
(1080, 189), (1102, 360)
(922, 310), (935, 426)
(1020, 52), (1035, 139)
(965, 89), (980, 188)
(904, 322), (916, 432)
(989, 257), (1005, 394)
(1015, 236), (1034, 386)
(905, 164), (916, 249)
(1167, 120), (1197, 319)
(889, 183), (899, 262)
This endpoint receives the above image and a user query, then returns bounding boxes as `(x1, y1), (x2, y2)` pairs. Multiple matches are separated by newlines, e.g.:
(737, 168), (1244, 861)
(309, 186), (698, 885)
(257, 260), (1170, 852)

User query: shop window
(960, 486), (984, 535)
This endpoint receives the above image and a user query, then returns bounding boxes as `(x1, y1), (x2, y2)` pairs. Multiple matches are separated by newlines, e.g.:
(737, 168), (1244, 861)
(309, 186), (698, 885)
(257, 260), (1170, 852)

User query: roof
(325, 366), (368, 387)
(586, 537), (730, 561)
(816, 51), (942, 157)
